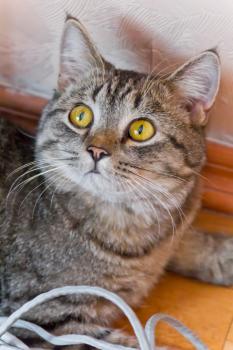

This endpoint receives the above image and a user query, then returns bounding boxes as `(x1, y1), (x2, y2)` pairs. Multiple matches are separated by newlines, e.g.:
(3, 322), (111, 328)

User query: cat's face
(36, 18), (220, 206)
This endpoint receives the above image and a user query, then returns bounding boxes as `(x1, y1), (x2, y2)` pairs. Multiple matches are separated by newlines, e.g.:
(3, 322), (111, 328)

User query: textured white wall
(0, 0), (233, 145)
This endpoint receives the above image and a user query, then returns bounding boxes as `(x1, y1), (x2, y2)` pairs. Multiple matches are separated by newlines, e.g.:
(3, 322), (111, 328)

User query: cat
(1, 17), (233, 349)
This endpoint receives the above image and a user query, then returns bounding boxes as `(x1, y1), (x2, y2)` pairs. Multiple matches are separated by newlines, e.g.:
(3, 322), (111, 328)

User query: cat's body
(1, 18), (233, 348)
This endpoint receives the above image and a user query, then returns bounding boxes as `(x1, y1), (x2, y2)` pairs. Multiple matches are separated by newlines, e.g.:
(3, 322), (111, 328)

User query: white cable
(0, 286), (149, 350)
(0, 285), (209, 350)
(145, 314), (208, 350)
(0, 332), (29, 350)
(0, 317), (133, 350)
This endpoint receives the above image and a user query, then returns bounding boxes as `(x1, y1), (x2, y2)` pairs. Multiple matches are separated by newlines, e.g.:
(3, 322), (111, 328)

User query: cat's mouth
(86, 169), (100, 175)
(85, 162), (101, 175)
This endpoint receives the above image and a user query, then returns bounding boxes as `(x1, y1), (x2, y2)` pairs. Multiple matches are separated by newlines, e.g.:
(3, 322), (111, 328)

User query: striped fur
(1, 18), (233, 350)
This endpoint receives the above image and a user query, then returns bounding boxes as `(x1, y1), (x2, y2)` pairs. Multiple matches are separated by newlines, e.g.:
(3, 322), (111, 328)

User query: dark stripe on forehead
(119, 86), (132, 100)
(106, 75), (126, 106)
(119, 76), (142, 101)
(134, 93), (142, 109)
(110, 75), (123, 97)
(92, 83), (105, 101)
(168, 135), (199, 167)
(106, 79), (112, 95)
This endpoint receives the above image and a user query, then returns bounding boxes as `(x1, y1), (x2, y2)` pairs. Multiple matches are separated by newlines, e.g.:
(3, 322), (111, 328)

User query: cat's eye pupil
(78, 112), (85, 121)
(69, 105), (93, 128)
(138, 125), (143, 135)
(128, 119), (155, 142)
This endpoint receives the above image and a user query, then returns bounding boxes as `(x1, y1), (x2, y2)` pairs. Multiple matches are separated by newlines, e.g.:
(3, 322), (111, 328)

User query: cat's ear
(168, 50), (220, 126)
(58, 17), (105, 90)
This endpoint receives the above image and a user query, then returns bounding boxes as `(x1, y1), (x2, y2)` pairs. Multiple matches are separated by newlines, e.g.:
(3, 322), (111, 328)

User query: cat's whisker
(105, 175), (128, 198)
(140, 60), (163, 99)
(190, 168), (213, 185)
(153, 185), (184, 241)
(8, 163), (56, 196)
(18, 170), (65, 214)
(6, 156), (72, 179)
(32, 172), (64, 219)
(130, 176), (172, 240)
(7, 161), (38, 179)
(118, 174), (137, 199)
(11, 157), (74, 189)
(92, 166), (131, 198)
(143, 176), (185, 220)
(141, 60), (180, 98)
(7, 157), (75, 198)
(156, 61), (180, 79)
(7, 165), (68, 204)
(129, 169), (187, 229)
(124, 162), (187, 183)
(129, 179), (161, 237)
(126, 168), (188, 240)
(142, 60), (179, 99)
(114, 173), (137, 197)
(18, 177), (51, 214)
(7, 163), (51, 202)
(146, 179), (186, 225)
(140, 62), (166, 99)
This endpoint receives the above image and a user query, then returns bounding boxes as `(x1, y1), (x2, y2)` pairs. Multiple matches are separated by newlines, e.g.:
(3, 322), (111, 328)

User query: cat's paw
(214, 236), (233, 286)
(203, 235), (233, 286)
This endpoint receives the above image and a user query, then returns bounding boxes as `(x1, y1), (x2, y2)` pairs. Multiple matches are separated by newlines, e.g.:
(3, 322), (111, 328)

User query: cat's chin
(55, 166), (137, 204)
(80, 172), (129, 203)
(52, 171), (127, 204)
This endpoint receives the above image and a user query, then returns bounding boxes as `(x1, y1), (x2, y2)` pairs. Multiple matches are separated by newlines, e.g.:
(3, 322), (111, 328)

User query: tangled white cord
(0, 286), (208, 350)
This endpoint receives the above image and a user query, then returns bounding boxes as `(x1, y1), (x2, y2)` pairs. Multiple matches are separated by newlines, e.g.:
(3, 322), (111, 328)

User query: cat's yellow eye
(128, 119), (155, 142)
(69, 104), (93, 128)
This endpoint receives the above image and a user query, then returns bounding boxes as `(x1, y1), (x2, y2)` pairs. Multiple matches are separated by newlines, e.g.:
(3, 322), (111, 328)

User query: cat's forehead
(66, 69), (162, 118)
(90, 69), (145, 108)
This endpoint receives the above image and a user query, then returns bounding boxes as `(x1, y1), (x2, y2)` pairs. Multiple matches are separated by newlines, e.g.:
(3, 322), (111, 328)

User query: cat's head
(36, 18), (220, 206)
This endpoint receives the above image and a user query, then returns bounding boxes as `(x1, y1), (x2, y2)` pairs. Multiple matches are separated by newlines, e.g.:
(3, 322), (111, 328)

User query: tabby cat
(1, 17), (233, 349)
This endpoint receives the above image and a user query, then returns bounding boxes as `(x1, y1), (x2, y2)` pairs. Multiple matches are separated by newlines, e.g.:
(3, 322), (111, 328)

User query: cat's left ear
(58, 17), (106, 91)
(167, 50), (221, 126)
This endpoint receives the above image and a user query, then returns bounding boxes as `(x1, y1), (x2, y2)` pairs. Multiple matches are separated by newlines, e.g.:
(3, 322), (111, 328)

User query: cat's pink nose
(87, 145), (110, 161)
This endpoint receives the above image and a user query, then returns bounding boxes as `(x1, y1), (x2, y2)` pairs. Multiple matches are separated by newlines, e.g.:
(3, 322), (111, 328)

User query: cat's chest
(6, 193), (167, 273)
(4, 187), (172, 282)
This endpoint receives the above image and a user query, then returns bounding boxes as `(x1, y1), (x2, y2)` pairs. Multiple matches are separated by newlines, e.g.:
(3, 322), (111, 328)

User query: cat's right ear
(58, 17), (105, 91)
(166, 50), (220, 126)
